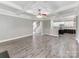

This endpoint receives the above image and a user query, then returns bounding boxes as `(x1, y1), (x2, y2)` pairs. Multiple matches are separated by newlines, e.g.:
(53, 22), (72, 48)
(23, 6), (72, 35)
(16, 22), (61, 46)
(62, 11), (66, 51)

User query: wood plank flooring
(0, 34), (78, 58)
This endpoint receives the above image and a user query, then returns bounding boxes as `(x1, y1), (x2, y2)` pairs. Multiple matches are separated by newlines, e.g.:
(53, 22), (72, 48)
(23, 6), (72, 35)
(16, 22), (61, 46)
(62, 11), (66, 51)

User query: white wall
(43, 20), (59, 36)
(43, 20), (76, 37)
(75, 7), (79, 43)
(0, 13), (75, 41)
(50, 20), (59, 36)
(43, 20), (50, 35)
(53, 21), (76, 29)
(0, 14), (33, 41)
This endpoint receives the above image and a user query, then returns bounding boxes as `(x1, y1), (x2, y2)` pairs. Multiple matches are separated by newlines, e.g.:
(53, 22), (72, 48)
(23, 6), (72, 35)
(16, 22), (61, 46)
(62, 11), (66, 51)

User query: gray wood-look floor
(0, 34), (78, 58)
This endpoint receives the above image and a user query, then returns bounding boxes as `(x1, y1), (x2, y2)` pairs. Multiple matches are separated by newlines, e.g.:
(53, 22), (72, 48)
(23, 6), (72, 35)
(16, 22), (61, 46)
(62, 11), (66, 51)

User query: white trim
(0, 34), (32, 43)
(48, 34), (58, 37)
(0, 1), (22, 11)
(76, 38), (79, 44)
(0, 33), (59, 43)
(56, 3), (79, 13)
(45, 33), (58, 37)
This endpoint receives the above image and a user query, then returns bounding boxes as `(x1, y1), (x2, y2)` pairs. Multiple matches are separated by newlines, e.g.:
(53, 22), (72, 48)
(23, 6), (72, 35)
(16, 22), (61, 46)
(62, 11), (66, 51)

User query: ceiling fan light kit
(36, 15), (42, 18)
(36, 9), (48, 19)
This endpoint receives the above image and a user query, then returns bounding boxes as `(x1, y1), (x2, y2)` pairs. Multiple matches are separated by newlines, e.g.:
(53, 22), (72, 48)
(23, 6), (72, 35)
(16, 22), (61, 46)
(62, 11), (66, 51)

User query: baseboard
(76, 39), (79, 44)
(0, 33), (59, 43)
(0, 34), (32, 43)
(49, 34), (58, 37)
(44, 33), (58, 37)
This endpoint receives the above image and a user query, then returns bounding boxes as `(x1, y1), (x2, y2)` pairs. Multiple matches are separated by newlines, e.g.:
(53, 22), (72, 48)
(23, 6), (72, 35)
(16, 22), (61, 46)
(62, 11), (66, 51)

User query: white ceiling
(0, 1), (78, 20)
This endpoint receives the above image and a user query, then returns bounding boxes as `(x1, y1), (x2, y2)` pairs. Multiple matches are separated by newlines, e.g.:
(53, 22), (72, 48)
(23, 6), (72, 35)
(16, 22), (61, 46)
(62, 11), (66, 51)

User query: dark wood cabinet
(59, 29), (76, 34)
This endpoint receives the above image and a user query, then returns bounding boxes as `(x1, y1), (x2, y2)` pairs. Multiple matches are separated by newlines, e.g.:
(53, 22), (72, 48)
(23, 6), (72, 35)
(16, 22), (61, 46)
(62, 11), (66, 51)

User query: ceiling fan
(17, 6), (50, 20)
(36, 9), (48, 18)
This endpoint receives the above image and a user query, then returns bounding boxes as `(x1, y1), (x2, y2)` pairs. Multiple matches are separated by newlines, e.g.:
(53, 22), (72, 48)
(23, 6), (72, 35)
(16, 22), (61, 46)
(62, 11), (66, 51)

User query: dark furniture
(0, 51), (10, 58)
(59, 29), (76, 34)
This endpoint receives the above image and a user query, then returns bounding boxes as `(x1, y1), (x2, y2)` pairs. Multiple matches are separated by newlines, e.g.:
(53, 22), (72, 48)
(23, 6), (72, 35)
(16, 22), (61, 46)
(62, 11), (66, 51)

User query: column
(76, 6), (79, 43)
(50, 18), (59, 37)
(76, 16), (79, 43)
(33, 20), (43, 49)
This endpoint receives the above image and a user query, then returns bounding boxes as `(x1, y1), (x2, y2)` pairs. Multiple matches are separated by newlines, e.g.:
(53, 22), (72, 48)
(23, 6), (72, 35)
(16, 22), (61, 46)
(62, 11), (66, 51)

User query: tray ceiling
(0, 1), (78, 20)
